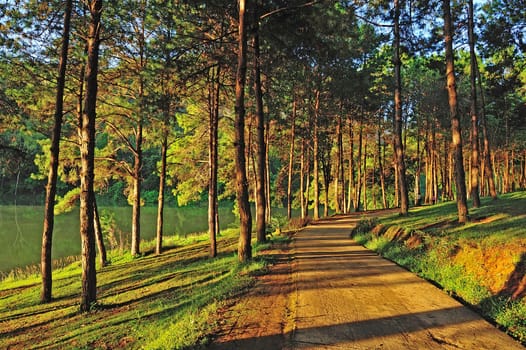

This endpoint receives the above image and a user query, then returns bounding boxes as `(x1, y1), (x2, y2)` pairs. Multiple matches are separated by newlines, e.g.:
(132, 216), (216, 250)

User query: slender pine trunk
(444, 0), (469, 223)
(41, 0), (72, 303)
(79, 0), (102, 312)
(235, 0), (252, 262)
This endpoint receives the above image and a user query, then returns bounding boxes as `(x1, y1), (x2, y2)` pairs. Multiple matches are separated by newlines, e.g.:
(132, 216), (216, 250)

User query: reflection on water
(0, 204), (236, 273)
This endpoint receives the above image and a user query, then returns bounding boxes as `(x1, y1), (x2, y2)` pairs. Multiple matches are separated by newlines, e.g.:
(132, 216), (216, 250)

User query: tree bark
(355, 117), (363, 211)
(300, 137), (305, 218)
(235, 0), (252, 262)
(156, 114), (168, 255)
(41, 0), (72, 304)
(468, 0), (481, 208)
(313, 90), (320, 219)
(131, 117), (143, 256)
(444, 0), (469, 223)
(253, 17), (266, 243)
(93, 198), (107, 267)
(347, 117), (355, 212)
(287, 98), (296, 220)
(79, 0), (102, 312)
(208, 65), (220, 257)
(476, 59), (497, 199)
(393, 0), (409, 215)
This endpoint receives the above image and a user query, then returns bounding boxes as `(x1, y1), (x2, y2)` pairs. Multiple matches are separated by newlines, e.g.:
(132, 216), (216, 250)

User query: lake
(0, 204), (236, 274)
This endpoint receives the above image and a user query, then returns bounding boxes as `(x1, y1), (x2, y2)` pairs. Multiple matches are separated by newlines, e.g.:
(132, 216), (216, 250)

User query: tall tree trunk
(235, 0), (252, 262)
(394, 0), (409, 215)
(41, 0), (72, 304)
(362, 134), (367, 211)
(305, 142), (311, 218)
(287, 98), (296, 220)
(300, 137), (305, 219)
(208, 65), (220, 257)
(444, 0), (469, 223)
(253, 18), (266, 243)
(313, 90), (320, 219)
(347, 117), (355, 212)
(338, 108), (346, 213)
(415, 113), (422, 206)
(265, 118), (271, 222)
(355, 117), (363, 211)
(93, 198), (107, 267)
(378, 122), (388, 209)
(79, 0), (102, 312)
(335, 113), (343, 213)
(156, 115), (168, 255)
(468, 0), (481, 208)
(131, 119), (143, 256)
(476, 59), (497, 199)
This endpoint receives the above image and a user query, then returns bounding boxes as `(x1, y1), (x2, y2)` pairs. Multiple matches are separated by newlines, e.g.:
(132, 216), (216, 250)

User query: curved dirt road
(209, 213), (524, 349)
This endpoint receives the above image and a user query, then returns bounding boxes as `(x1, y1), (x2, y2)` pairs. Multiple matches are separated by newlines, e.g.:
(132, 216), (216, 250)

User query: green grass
(0, 228), (278, 349)
(351, 191), (526, 343)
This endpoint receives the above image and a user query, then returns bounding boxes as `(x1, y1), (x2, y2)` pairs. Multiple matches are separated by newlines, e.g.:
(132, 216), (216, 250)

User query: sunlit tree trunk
(300, 137), (305, 218)
(156, 125), (167, 255)
(93, 199), (107, 267)
(235, 0), (252, 262)
(378, 122), (387, 209)
(287, 98), (296, 220)
(313, 90), (320, 219)
(444, 0), (469, 223)
(253, 16), (266, 243)
(347, 117), (355, 212)
(131, 115), (143, 256)
(208, 65), (220, 257)
(393, 0), (409, 215)
(355, 117), (363, 211)
(79, 0), (102, 312)
(362, 134), (368, 211)
(468, 0), (481, 207)
(41, 0), (72, 304)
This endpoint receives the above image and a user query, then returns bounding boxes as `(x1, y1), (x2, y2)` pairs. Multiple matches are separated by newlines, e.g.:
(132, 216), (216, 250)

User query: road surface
(209, 213), (524, 349)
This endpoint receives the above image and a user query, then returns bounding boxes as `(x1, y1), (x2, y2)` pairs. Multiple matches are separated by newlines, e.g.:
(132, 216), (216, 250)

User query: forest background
(0, 0), (525, 307)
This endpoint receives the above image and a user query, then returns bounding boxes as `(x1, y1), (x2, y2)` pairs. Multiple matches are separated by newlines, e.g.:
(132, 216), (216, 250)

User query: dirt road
(209, 213), (524, 349)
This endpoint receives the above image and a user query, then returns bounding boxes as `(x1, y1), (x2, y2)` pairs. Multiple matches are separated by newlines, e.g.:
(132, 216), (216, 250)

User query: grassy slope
(352, 191), (526, 343)
(0, 230), (270, 349)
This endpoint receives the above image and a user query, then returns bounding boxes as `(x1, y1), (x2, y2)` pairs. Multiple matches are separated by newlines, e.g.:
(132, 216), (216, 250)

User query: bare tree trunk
(355, 117), (363, 212)
(41, 0), (72, 304)
(236, 0), (252, 262)
(338, 108), (346, 213)
(468, 0), (481, 208)
(335, 113), (343, 213)
(208, 65), (220, 257)
(479, 64), (497, 199)
(313, 90), (320, 220)
(444, 0), (469, 223)
(131, 119), (143, 256)
(305, 142), (311, 218)
(300, 137), (305, 218)
(347, 117), (355, 212)
(362, 134), (367, 211)
(93, 199), (107, 267)
(252, 15), (266, 243)
(265, 118), (271, 222)
(394, 0), (409, 215)
(79, 0), (102, 312)
(287, 98), (296, 220)
(156, 130), (167, 255)
(378, 123), (387, 208)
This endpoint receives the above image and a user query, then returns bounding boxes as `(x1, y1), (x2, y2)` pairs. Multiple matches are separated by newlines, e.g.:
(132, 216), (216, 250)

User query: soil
(207, 212), (525, 350)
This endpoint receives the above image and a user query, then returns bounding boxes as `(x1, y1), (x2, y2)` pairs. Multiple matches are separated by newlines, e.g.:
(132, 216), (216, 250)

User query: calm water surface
(0, 205), (236, 273)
